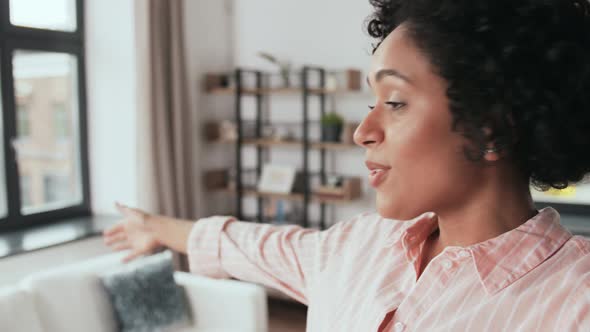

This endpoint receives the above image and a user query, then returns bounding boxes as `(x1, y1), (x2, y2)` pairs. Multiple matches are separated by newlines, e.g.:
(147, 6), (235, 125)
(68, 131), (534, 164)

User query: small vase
(321, 124), (343, 142)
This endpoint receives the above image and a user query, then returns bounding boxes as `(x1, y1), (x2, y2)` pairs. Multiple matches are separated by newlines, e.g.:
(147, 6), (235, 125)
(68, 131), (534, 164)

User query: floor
(267, 298), (308, 332)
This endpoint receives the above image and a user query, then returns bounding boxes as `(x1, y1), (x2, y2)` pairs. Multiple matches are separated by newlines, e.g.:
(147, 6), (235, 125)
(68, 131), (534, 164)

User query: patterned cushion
(99, 251), (191, 332)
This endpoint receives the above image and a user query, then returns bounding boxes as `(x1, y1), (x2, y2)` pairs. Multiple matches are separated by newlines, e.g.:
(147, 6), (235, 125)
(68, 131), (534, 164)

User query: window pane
(12, 50), (83, 215)
(9, 0), (77, 32)
(0, 55), (7, 219)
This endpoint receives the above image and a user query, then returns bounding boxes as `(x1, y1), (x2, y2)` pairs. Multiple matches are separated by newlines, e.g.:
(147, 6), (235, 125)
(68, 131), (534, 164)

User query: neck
(433, 168), (538, 249)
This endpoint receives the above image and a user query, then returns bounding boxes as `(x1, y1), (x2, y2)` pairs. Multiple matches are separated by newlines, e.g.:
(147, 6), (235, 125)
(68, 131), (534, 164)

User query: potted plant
(321, 112), (344, 142)
(258, 51), (292, 88)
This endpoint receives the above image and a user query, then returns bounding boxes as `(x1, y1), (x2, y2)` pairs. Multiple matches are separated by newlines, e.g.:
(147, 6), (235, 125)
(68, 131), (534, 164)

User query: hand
(103, 202), (164, 262)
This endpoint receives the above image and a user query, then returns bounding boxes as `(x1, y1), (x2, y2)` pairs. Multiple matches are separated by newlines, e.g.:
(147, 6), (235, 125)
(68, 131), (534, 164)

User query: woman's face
(354, 25), (480, 220)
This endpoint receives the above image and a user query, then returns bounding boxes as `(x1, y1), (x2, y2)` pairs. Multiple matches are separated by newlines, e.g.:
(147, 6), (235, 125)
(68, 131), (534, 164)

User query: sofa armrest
(0, 286), (44, 332)
(173, 272), (268, 332)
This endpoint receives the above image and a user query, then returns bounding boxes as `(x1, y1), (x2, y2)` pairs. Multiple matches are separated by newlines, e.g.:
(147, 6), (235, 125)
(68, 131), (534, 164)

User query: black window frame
(0, 0), (91, 232)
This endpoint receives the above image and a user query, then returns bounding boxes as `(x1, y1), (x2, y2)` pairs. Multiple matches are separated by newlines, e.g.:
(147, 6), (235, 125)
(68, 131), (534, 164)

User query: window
(16, 106), (30, 138)
(0, 0), (89, 231)
(9, 0), (77, 32)
(53, 102), (69, 139)
(20, 174), (31, 207)
(43, 173), (71, 205)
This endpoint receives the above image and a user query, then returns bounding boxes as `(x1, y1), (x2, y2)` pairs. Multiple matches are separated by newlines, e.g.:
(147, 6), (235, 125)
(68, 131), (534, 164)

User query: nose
(353, 110), (384, 148)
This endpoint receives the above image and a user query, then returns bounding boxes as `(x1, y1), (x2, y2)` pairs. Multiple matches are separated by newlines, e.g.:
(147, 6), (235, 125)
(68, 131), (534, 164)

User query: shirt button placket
(394, 322), (405, 332)
(458, 250), (470, 258)
(441, 259), (453, 270)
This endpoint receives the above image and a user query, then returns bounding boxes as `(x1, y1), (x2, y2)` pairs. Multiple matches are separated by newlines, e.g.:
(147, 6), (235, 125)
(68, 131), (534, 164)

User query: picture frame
(257, 164), (297, 194)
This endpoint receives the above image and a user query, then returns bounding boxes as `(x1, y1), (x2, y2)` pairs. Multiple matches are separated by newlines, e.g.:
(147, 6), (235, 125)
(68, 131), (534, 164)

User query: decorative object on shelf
(270, 126), (297, 141)
(258, 51), (292, 88)
(204, 73), (232, 91)
(204, 121), (237, 142)
(221, 120), (238, 141)
(257, 164), (297, 193)
(259, 123), (298, 142)
(315, 177), (362, 201)
(326, 174), (344, 187)
(325, 69), (362, 91)
(326, 73), (338, 91)
(320, 112), (344, 142)
(341, 122), (360, 144)
(275, 199), (286, 224)
(266, 199), (294, 225)
(203, 169), (228, 190)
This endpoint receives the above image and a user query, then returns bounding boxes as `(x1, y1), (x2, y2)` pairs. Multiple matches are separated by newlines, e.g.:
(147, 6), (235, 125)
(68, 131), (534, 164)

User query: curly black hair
(366, 0), (590, 191)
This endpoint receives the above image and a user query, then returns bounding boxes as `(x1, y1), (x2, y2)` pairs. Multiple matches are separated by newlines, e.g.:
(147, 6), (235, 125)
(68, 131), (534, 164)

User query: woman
(104, 0), (590, 330)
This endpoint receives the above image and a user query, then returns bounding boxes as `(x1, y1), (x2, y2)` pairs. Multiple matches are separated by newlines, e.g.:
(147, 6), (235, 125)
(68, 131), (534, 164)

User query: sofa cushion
(0, 286), (44, 332)
(20, 252), (127, 332)
(99, 251), (191, 332)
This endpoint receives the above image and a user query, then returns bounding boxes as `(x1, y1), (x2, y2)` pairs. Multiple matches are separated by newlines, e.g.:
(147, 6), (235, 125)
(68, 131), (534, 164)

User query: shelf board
(216, 187), (359, 205)
(207, 87), (364, 95)
(209, 138), (359, 150)
(311, 141), (358, 150)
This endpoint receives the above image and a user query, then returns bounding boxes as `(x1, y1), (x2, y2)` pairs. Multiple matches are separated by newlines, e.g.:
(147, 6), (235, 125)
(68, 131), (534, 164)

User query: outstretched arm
(103, 202), (194, 262)
(103, 201), (367, 305)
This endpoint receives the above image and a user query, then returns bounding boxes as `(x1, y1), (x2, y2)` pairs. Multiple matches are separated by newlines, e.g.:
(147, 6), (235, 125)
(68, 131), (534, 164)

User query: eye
(368, 105), (375, 111)
(385, 101), (406, 110)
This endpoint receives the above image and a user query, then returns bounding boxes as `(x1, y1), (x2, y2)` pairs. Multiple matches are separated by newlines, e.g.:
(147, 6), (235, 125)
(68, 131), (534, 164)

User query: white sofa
(0, 251), (268, 332)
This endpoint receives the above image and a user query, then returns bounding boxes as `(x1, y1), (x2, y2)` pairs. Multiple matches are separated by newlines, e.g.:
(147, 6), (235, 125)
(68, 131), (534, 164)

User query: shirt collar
(399, 207), (573, 295)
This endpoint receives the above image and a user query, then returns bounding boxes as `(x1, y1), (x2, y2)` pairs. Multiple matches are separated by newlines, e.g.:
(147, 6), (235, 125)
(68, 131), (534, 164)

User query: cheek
(378, 106), (468, 214)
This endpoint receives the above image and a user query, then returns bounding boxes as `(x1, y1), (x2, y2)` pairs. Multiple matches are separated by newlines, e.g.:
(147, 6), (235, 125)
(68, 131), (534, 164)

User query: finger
(112, 242), (131, 251)
(103, 224), (124, 237)
(122, 251), (143, 263)
(104, 233), (127, 246)
(115, 201), (129, 216)
(115, 202), (144, 219)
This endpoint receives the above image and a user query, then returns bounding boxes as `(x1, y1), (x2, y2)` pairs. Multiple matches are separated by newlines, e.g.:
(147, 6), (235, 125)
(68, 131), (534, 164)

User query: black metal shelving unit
(231, 66), (330, 230)
(302, 66), (327, 229)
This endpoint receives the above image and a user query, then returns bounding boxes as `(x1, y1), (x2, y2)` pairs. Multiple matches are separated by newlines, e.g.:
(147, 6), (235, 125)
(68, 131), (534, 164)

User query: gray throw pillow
(99, 251), (191, 332)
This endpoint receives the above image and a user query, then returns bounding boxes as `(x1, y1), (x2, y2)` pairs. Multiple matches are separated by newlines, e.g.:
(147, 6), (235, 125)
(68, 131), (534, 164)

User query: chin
(375, 194), (418, 221)
(376, 195), (399, 220)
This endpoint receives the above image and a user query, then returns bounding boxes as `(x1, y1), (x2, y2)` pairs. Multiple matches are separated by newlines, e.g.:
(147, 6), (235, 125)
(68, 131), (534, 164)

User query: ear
(483, 145), (500, 161)
(481, 126), (500, 161)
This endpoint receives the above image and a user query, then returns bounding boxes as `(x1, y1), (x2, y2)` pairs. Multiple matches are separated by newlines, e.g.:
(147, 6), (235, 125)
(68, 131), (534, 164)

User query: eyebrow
(366, 68), (413, 87)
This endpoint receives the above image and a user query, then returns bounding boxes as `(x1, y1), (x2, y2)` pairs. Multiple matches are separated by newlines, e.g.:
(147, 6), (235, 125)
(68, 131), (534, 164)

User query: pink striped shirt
(187, 207), (590, 331)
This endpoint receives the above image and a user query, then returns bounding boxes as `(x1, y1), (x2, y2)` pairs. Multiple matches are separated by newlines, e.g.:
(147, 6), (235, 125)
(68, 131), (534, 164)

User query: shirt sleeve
(186, 214), (360, 305)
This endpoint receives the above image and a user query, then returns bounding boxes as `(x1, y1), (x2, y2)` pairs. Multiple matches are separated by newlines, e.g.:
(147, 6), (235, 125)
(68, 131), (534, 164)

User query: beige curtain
(136, 0), (196, 271)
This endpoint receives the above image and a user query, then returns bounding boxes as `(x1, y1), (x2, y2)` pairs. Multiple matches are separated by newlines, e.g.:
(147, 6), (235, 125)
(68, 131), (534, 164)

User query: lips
(365, 161), (391, 188)
(365, 161), (391, 171)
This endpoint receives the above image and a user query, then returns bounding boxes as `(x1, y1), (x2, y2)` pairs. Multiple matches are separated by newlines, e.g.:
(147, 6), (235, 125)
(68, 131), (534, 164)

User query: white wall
(233, 0), (374, 69)
(85, 0), (139, 214)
